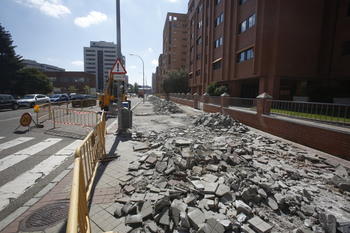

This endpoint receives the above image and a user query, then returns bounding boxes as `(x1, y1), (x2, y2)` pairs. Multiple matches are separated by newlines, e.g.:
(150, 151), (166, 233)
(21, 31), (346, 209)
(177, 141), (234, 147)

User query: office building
(23, 59), (65, 72)
(84, 41), (122, 93)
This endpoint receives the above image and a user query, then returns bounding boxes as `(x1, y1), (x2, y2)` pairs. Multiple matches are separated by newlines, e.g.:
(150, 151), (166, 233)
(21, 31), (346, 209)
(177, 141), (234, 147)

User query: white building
(84, 41), (124, 92)
(23, 59), (65, 72)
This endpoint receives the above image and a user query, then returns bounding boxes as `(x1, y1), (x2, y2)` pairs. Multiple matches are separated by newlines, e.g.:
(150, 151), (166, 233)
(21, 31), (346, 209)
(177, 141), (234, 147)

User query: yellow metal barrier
(67, 111), (106, 233)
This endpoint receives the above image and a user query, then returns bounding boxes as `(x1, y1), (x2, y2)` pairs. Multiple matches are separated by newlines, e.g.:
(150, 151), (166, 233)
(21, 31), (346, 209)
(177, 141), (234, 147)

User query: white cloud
(71, 60), (84, 66)
(74, 11), (108, 28)
(151, 59), (158, 66)
(15, 0), (71, 18)
(147, 48), (153, 53)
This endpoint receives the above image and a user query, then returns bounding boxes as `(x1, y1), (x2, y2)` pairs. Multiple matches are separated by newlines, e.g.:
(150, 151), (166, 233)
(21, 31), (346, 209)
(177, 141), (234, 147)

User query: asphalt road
(0, 98), (141, 222)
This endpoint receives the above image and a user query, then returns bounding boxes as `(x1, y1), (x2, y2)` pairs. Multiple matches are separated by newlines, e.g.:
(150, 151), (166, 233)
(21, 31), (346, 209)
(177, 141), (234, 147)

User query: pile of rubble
(193, 112), (249, 133)
(113, 99), (350, 233)
(148, 96), (183, 115)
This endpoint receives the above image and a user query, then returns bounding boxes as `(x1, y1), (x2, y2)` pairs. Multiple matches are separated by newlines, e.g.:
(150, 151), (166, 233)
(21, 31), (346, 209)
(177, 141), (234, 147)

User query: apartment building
(155, 13), (188, 94)
(84, 41), (120, 93)
(184, 0), (350, 100)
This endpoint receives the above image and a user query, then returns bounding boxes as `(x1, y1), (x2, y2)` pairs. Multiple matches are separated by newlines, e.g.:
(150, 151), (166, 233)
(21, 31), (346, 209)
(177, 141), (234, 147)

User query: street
(0, 98), (140, 223)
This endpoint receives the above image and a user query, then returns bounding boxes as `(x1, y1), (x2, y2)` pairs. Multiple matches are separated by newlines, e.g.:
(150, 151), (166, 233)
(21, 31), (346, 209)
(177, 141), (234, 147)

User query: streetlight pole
(130, 54), (145, 103)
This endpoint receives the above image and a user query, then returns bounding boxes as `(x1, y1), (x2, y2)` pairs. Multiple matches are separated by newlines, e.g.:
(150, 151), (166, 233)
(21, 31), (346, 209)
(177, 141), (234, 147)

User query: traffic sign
(20, 112), (32, 127)
(110, 58), (127, 74)
(113, 75), (125, 81)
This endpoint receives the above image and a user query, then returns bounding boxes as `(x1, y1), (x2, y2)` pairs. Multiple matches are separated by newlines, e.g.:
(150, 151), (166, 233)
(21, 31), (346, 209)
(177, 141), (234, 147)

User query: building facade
(156, 0), (350, 101)
(188, 0), (350, 100)
(44, 71), (96, 95)
(23, 59), (65, 72)
(155, 13), (188, 94)
(84, 41), (119, 93)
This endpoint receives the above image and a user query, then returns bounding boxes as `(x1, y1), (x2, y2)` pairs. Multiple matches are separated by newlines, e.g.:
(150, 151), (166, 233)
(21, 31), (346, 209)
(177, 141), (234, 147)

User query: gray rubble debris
(113, 96), (350, 233)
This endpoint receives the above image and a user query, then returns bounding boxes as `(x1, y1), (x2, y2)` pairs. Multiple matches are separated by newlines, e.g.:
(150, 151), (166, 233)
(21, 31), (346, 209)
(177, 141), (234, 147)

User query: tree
(83, 85), (90, 94)
(0, 24), (23, 94)
(206, 81), (228, 96)
(14, 68), (53, 96)
(162, 69), (189, 94)
(68, 86), (77, 93)
(134, 82), (139, 94)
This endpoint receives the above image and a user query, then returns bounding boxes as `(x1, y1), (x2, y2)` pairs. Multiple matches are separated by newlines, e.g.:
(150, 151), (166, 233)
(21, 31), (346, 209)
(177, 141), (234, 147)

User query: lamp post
(130, 53), (145, 103)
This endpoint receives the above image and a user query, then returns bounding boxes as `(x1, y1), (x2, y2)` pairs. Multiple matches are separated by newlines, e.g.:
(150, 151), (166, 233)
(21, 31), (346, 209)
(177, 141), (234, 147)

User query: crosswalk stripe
(0, 155), (69, 212)
(0, 139), (82, 212)
(0, 138), (62, 172)
(0, 137), (34, 151)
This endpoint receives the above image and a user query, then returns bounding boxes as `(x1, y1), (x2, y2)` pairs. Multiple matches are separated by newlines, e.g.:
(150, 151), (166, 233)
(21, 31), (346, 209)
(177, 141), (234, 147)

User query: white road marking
(0, 137), (34, 152)
(0, 138), (62, 172)
(0, 155), (69, 212)
(0, 139), (81, 212)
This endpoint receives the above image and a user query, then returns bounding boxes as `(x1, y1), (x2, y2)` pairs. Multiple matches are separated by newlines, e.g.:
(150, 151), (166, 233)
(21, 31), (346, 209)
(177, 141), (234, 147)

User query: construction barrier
(52, 108), (98, 128)
(67, 111), (106, 233)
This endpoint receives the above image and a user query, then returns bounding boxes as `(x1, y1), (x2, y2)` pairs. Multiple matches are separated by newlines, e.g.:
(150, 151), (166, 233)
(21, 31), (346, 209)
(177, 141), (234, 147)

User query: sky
(0, 0), (188, 87)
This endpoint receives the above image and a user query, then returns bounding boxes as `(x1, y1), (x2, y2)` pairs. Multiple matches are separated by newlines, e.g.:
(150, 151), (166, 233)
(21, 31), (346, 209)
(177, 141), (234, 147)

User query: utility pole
(116, 0), (123, 132)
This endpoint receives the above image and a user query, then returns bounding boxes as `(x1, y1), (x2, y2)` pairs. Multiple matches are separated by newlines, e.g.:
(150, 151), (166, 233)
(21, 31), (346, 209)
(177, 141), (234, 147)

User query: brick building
(154, 13), (188, 94)
(156, 0), (350, 101)
(44, 71), (96, 95)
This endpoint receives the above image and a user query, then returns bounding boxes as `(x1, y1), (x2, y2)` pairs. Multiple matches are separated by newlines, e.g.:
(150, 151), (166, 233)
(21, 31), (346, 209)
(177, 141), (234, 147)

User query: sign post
(110, 58), (127, 133)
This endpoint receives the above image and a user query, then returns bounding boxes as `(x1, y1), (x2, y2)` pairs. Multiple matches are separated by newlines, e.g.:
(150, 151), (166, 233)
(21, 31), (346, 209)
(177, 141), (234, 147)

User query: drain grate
(20, 201), (70, 232)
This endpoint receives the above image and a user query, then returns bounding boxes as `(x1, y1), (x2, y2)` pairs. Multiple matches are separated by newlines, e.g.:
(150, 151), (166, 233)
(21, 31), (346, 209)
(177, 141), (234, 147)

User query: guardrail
(267, 100), (350, 127)
(66, 111), (106, 233)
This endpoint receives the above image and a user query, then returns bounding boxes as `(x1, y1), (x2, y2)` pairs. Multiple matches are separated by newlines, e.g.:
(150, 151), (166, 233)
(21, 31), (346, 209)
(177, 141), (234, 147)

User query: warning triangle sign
(110, 58), (127, 74)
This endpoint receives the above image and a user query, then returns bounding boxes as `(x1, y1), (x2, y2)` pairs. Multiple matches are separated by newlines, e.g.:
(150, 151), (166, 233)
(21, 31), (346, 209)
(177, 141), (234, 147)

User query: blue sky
(0, 0), (188, 86)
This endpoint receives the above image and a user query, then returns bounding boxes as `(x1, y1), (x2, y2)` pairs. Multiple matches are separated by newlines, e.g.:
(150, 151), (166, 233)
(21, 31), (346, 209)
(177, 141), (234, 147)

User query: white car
(17, 94), (50, 108)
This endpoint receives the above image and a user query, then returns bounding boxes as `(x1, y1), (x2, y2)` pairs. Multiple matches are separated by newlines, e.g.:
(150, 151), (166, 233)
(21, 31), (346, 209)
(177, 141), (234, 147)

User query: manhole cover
(20, 201), (70, 232)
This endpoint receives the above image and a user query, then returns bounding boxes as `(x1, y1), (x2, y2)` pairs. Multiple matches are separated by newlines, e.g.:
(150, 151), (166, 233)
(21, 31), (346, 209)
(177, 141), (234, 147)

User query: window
(239, 0), (247, 5)
(196, 36), (202, 45)
(215, 13), (224, 27)
(213, 60), (221, 70)
(215, 0), (222, 5)
(195, 69), (201, 76)
(214, 37), (223, 48)
(237, 48), (254, 63)
(196, 53), (201, 60)
(239, 13), (256, 34)
(342, 41), (350, 56)
(198, 20), (203, 28)
(198, 3), (203, 13)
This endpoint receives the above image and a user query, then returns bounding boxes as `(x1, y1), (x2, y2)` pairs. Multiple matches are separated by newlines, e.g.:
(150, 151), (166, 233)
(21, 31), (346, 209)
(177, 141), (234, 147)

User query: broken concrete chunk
(140, 200), (154, 220)
(235, 200), (252, 215)
(201, 218), (225, 233)
(187, 208), (205, 230)
(125, 214), (143, 225)
(216, 184), (230, 197)
(248, 216), (273, 233)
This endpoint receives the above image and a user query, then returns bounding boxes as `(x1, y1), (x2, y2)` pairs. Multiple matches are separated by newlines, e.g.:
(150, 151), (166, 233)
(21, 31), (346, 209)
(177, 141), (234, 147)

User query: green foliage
(83, 85), (90, 94)
(134, 82), (139, 93)
(206, 82), (218, 96)
(68, 86), (77, 93)
(0, 24), (23, 94)
(206, 81), (229, 96)
(162, 69), (189, 94)
(14, 68), (53, 96)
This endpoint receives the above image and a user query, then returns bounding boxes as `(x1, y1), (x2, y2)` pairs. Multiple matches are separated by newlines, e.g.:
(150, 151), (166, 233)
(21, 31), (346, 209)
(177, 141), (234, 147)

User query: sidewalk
(0, 100), (151, 233)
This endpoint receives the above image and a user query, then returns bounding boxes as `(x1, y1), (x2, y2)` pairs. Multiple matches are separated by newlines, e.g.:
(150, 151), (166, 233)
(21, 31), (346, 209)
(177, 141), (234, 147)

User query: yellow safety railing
(67, 111), (106, 233)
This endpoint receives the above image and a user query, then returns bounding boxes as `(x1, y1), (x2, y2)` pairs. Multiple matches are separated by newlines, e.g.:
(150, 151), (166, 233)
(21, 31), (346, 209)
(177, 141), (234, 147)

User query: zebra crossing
(0, 136), (82, 213)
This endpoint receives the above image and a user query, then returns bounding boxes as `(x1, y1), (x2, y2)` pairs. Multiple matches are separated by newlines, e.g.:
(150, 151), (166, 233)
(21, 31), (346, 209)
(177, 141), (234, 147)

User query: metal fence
(267, 100), (350, 127)
(52, 108), (98, 128)
(208, 96), (221, 106)
(228, 97), (257, 111)
(66, 111), (106, 233)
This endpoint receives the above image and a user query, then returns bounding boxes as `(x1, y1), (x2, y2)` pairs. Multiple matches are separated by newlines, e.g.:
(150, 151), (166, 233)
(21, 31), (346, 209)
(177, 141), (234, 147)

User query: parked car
(17, 94), (50, 108)
(0, 94), (19, 110)
(50, 94), (70, 104)
(71, 94), (96, 107)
